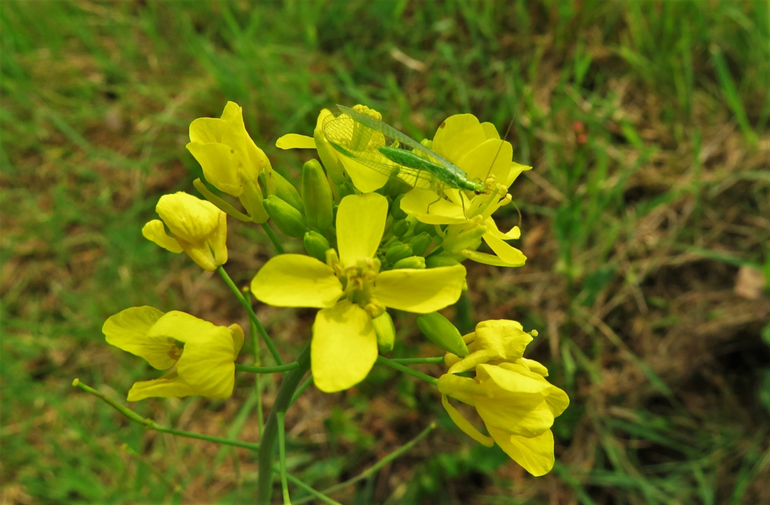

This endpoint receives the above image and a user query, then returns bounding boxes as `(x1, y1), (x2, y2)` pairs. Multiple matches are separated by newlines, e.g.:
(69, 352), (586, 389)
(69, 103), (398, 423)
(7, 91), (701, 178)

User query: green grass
(2, 0), (769, 503)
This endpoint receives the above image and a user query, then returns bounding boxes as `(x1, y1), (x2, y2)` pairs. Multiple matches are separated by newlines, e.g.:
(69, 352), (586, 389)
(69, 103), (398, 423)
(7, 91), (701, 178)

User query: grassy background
(2, 0), (770, 503)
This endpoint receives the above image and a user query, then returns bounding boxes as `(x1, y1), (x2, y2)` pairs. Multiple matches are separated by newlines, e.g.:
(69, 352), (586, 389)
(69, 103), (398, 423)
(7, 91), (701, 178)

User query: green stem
(277, 412), (291, 504)
(280, 471), (342, 505)
(217, 266), (284, 365)
(289, 375), (314, 406)
(235, 362), (299, 374)
(261, 222), (285, 254)
(292, 423), (436, 505)
(251, 318), (264, 436)
(376, 356), (439, 386)
(257, 344), (311, 505)
(72, 379), (260, 451)
(391, 357), (445, 365)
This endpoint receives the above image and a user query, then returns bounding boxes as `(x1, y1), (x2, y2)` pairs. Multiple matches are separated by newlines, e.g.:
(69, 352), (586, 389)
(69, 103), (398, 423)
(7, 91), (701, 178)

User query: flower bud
(392, 219), (410, 238)
(392, 256), (426, 269)
(263, 195), (306, 238)
(385, 243), (413, 264)
(426, 254), (462, 268)
(416, 312), (469, 357)
(304, 231), (331, 262)
(408, 232), (432, 256)
(273, 170), (304, 213)
(301, 159), (334, 233)
(238, 174), (269, 223)
(372, 311), (396, 354)
(391, 194), (408, 220)
(414, 222), (436, 236)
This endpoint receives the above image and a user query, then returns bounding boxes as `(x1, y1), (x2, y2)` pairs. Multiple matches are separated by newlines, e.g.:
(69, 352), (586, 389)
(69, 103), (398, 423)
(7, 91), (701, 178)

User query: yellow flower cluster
(100, 101), (568, 478)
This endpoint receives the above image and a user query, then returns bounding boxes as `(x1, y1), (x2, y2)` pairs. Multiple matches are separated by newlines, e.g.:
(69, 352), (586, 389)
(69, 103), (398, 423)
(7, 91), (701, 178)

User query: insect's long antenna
(483, 119), (515, 182)
(512, 200), (522, 228)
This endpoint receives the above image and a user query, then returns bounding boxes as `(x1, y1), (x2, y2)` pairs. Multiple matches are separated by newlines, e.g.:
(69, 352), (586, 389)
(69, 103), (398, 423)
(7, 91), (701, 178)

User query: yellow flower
(142, 191), (228, 271)
(400, 114), (531, 267)
(186, 101), (272, 222)
(103, 306), (244, 401)
(438, 320), (569, 476)
(251, 193), (466, 393)
(275, 105), (390, 194)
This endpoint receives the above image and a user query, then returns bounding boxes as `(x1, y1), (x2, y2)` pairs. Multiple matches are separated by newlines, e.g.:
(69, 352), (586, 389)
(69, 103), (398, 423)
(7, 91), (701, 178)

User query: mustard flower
(186, 101), (272, 222)
(400, 114), (531, 267)
(275, 105), (390, 193)
(251, 193), (466, 393)
(103, 306), (244, 401)
(438, 320), (569, 476)
(142, 191), (228, 271)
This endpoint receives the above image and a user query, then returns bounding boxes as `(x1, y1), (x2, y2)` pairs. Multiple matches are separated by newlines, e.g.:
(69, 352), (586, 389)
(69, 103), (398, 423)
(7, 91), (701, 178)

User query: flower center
(327, 250), (385, 316)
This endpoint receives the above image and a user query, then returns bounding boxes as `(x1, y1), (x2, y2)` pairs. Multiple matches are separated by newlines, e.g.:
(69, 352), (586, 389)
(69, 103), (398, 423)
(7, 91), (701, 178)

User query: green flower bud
(391, 195), (408, 220)
(414, 222), (436, 236)
(416, 312), (469, 357)
(392, 256), (426, 269)
(273, 170), (304, 213)
(304, 231), (331, 262)
(338, 180), (357, 199)
(301, 159), (334, 233)
(372, 311), (396, 354)
(385, 243), (413, 264)
(263, 195), (306, 238)
(392, 219), (410, 238)
(426, 254), (462, 268)
(408, 232), (432, 256)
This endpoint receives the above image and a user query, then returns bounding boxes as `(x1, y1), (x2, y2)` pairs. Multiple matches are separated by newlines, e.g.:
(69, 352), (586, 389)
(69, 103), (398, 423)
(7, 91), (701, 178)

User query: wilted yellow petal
(127, 371), (197, 402)
(337, 193), (388, 267)
(488, 427), (555, 477)
(441, 394), (495, 447)
(186, 142), (243, 196)
(103, 306), (175, 370)
(312, 301), (377, 392)
(374, 265), (466, 313)
(251, 254), (342, 308)
(155, 192), (221, 244)
(141, 220), (184, 253)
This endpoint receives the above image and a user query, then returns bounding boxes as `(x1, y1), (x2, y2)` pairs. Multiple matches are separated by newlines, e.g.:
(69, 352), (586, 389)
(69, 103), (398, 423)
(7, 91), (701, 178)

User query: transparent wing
(322, 111), (436, 188)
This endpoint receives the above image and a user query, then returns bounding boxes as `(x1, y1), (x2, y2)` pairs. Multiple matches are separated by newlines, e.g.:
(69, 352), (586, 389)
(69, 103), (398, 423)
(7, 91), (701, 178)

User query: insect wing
(322, 109), (435, 188)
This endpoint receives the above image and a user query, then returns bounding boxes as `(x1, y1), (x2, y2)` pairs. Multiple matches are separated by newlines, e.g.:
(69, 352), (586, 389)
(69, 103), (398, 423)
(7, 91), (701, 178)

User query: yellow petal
(251, 254), (342, 308)
(189, 117), (228, 144)
(374, 265), (466, 313)
(186, 142), (243, 196)
(156, 192), (221, 243)
(400, 188), (467, 225)
(455, 138), (513, 185)
(505, 161), (532, 188)
(479, 122), (500, 140)
(220, 101), (243, 126)
(487, 427), (555, 476)
(337, 193), (387, 266)
(432, 114), (486, 164)
(229, 324), (245, 358)
(441, 394), (494, 447)
(461, 249), (518, 267)
(127, 371), (197, 401)
(482, 232), (526, 266)
(145, 310), (218, 343)
(276, 134), (317, 150)
(473, 319), (531, 361)
(339, 155), (390, 193)
(312, 301), (377, 392)
(485, 218), (521, 240)
(142, 220), (183, 253)
(176, 326), (238, 399)
(103, 306), (176, 370)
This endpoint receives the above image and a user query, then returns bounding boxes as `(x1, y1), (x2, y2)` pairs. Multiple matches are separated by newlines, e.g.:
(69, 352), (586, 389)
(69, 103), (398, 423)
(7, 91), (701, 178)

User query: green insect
(322, 105), (487, 195)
